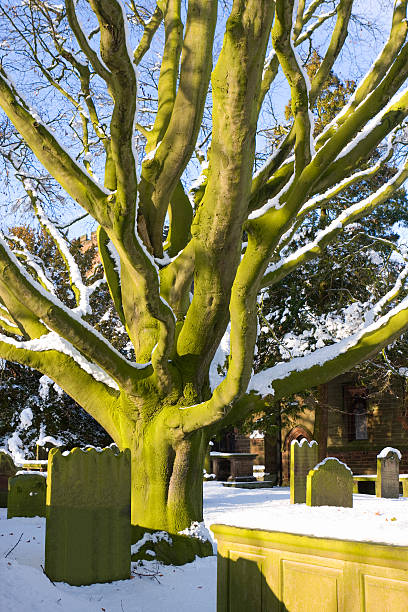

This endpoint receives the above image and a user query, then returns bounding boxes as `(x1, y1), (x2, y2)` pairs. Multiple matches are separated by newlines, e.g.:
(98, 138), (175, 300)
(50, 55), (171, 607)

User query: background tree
(0, 227), (117, 456)
(251, 50), (408, 459)
(1, 0), (408, 562)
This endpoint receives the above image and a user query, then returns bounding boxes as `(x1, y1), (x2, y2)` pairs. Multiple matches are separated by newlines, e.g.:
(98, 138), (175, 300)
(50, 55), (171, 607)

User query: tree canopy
(1, 0), (408, 560)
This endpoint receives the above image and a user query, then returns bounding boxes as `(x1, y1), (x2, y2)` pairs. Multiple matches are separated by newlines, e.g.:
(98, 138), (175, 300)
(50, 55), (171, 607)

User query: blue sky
(0, 0), (399, 240)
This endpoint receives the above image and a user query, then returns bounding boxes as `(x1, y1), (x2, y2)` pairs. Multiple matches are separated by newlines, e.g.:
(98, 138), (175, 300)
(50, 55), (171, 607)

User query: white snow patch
(5, 485), (408, 610)
(377, 447), (402, 460)
(209, 324), (230, 391)
(178, 521), (212, 543)
(37, 434), (64, 448)
(19, 408), (33, 429)
(131, 531), (172, 555)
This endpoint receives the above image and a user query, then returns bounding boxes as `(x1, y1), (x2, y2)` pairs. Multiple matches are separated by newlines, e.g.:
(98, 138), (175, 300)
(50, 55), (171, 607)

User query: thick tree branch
(143, 0), (182, 154)
(177, 0), (274, 390)
(262, 154), (408, 288)
(65, 0), (112, 85)
(0, 237), (149, 392)
(273, 0), (313, 173)
(249, 294), (408, 400)
(139, 0), (217, 255)
(0, 335), (122, 440)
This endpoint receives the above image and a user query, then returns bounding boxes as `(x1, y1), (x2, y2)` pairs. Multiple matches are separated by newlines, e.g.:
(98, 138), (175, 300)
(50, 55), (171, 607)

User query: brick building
(215, 373), (408, 484)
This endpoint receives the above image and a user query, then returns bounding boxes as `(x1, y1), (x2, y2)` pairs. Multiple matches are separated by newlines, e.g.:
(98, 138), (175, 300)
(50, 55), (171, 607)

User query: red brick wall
(327, 449), (408, 474)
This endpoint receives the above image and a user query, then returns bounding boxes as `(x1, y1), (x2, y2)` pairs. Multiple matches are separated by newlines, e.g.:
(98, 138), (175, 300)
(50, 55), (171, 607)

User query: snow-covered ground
(2, 483), (408, 611)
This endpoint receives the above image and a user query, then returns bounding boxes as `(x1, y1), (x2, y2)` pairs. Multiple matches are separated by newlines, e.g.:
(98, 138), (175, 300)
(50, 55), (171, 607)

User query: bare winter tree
(1, 0), (408, 561)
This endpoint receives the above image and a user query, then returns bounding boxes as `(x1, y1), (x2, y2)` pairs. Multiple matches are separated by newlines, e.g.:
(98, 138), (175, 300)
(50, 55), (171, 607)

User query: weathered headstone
(7, 473), (46, 518)
(45, 446), (131, 586)
(290, 439), (318, 504)
(36, 439), (59, 460)
(0, 451), (17, 508)
(306, 457), (353, 507)
(376, 447), (401, 499)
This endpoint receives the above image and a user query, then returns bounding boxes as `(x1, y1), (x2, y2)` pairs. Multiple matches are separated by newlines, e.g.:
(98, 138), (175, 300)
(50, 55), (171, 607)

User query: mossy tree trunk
(121, 415), (208, 532)
(2, 0), (408, 563)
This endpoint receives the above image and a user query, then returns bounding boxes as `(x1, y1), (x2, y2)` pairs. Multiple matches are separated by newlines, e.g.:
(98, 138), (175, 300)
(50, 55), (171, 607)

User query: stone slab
(7, 473), (46, 518)
(212, 523), (408, 612)
(306, 457), (353, 508)
(45, 446), (131, 586)
(376, 447), (400, 499)
(290, 439), (318, 504)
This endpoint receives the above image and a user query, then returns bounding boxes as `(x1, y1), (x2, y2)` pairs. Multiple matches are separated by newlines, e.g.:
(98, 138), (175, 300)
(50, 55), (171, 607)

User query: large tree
(1, 0), (408, 560)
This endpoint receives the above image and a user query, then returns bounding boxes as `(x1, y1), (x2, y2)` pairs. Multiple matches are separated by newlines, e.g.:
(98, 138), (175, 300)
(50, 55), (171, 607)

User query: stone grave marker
(290, 439), (318, 504)
(376, 447), (401, 498)
(306, 457), (353, 507)
(0, 451), (17, 508)
(7, 473), (46, 518)
(36, 439), (60, 460)
(45, 446), (131, 586)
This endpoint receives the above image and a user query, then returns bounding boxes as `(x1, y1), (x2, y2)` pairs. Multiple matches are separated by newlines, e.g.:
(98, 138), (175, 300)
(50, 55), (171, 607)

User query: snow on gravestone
(0, 451), (16, 508)
(45, 446), (131, 586)
(290, 439), (318, 504)
(376, 447), (401, 499)
(306, 457), (353, 508)
(7, 473), (46, 518)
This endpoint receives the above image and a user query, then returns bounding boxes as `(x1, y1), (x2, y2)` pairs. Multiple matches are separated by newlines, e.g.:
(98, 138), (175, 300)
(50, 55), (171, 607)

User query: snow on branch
(297, 133), (395, 220)
(0, 234), (149, 382)
(7, 242), (55, 296)
(249, 289), (408, 398)
(33, 198), (101, 316)
(249, 165), (296, 220)
(335, 88), (408, 163)
(0, 330), (119, 390)
(296, 10), (336, 46)
(364, 260), (408, 325)
(263, 152), (408, 285)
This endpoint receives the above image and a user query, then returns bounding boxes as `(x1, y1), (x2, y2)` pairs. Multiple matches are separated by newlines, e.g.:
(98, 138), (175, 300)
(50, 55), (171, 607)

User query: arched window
(344, 385), (369, 441)
(282, 426), (313, 484)
(353, 398), (368, 440)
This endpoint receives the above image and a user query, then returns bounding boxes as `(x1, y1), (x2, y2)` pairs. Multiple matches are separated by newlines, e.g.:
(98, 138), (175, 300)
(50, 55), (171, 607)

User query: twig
(4, 532), (23, 558)
(131, 567), (162, 583)
(41, 564), (56, 586)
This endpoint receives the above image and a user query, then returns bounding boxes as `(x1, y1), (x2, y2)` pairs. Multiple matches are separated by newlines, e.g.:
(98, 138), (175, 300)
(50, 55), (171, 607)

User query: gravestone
(36, 440), (58, 460)
(0, 451), (17, 508)
(45, 446), (131, 586)
(290, 439), (318, 504)
(306, 457), (353, 507)
(7, 473), (46, 518)
(376, 447), (401, 498)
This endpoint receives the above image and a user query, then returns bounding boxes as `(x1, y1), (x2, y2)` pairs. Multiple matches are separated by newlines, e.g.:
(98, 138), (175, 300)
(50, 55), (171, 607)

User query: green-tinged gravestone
(290, 439), (318, 504)
(376, 447), (401, 499)
(7, 473), (46, 518)
(306, 457), (353, 508)
(0, 451), (17, 508)
(45, 447), (131, 586)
